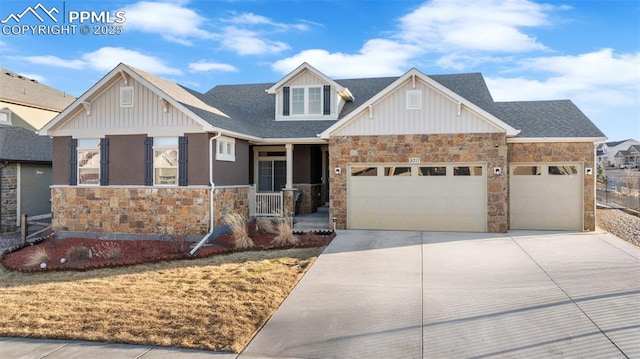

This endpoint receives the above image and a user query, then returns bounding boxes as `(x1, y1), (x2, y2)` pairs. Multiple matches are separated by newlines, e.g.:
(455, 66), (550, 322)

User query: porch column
(285, 143), (293, 189)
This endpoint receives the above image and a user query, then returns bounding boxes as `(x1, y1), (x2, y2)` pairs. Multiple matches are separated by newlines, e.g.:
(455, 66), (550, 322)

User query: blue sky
(1, 0), (638, 141)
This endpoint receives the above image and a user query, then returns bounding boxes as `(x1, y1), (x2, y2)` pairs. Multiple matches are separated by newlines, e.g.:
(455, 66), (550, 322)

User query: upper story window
(290, 86), (323, 115)
(0, 109), (11, 125)
(216, 136), (235, 162)
(153, 137), (178, 185)
(77, 139), (100, 185)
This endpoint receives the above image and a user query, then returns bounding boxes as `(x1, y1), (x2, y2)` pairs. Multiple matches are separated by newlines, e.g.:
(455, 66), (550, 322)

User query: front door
(258, 160), (286, 192)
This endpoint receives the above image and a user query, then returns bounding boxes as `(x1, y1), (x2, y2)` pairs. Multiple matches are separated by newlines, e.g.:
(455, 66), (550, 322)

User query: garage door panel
(510, 163), (582, 231)
(348, 163), (487, 232)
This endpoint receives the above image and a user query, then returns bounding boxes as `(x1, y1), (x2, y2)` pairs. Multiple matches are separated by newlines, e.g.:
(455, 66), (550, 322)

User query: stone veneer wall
(295, 184), (322, 214)
(508, 142), (596, 231)
(1, 163), (18, 232)
(213, 186), (250, 225)
(52, 187), (210, 235)
(329, 133), (509, 232)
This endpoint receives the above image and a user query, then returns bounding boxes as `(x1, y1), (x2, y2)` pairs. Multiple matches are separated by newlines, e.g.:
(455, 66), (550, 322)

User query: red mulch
(1, 231), (334, 272)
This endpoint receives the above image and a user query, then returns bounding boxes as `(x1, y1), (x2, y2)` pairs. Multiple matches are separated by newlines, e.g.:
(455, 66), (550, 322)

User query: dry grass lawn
(0, 247), (323, 353)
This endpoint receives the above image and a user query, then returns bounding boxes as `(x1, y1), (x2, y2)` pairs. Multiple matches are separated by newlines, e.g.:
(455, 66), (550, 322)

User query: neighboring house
(597, 139), (640, 167)
(40, 62), (605, 238)
(0, 127), (53, 231)
(0, 69), (74, 232)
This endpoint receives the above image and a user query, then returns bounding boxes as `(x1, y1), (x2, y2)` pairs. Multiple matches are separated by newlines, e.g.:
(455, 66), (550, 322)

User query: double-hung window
(290, 87), (322, 115)
(77, 139), (100, 185)
(153, 137), (178, 185)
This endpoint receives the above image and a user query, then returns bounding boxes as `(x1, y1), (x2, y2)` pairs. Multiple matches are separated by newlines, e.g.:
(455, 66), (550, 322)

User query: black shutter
(144, 137), (153, 186)
(178, 136), (188, 186)
(323, 85), (331, 115)
(282, 86), (290, 116)
(69, 138), (77, 185)
(99, 138), (109, 186)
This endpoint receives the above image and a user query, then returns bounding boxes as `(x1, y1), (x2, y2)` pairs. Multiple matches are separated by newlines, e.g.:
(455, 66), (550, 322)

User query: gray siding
(52, 136), (71, 185)
(108, 134), (146, 185)
(19, 163), (52, 216)
(213, 138), (249, 186)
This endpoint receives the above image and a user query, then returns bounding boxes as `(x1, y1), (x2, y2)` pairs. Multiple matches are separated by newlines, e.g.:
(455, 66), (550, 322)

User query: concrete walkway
(241, 230), (639, 358)
(2, 230), (639, 358)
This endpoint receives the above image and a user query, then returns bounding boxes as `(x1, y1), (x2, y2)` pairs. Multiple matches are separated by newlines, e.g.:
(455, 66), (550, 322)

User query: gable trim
(40, 63), (220, 136)
(319, 68), (521, 139)
(266, 63), (352, 101)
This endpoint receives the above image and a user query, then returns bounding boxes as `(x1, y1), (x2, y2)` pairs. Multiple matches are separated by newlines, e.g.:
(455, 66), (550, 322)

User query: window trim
(216, 136), (236, 162)
(406, 90), (422, 110)
(153, 137), (179, 186)
(289, 86), (323, 116)
(77, 138), (101, 186)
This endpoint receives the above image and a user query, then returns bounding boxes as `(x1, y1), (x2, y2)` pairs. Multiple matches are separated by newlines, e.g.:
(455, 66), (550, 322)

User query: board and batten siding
(333, 78), (503, 136)
(50, 77), (204, 137)
(275, 69), (338, 120)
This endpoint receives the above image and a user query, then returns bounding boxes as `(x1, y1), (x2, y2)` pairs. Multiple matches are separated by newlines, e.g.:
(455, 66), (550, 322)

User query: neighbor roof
(605, 139), (637, 147)
(0, 126), (51, 162)
(0, 68), (75, 111)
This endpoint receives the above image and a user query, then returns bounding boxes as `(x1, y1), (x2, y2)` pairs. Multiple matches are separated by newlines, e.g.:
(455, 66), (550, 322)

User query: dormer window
(291, 86), (322, 115)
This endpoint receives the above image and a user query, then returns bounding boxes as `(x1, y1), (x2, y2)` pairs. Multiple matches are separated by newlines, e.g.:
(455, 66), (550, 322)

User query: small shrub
(272, 218), (299, 246)
(168, 233), (190, 254)
(93, 242), (123, 260)
(256, 218), (277, 234)
(223, 213), (254, 249)
(66, 246), (92, 262)
(24, 247), (50, 267)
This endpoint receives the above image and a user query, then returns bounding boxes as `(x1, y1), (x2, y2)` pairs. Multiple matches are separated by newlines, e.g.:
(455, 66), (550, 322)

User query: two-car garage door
(347, 163), (487, 232)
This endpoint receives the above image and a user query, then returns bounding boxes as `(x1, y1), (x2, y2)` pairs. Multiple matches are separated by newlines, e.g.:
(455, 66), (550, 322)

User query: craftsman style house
(40, 63), (605, 238)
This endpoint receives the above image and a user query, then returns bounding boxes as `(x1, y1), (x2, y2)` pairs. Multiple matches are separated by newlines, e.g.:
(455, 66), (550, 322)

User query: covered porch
(248, 143), (329, 220)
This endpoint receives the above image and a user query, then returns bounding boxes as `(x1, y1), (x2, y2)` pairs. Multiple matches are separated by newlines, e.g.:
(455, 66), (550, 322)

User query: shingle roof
(606, 139), (637, 147)
(0, 68), (74, 111)
(123, 65), (606, 140)
(0, 126), (51, 162)
(486, 100), (605, 138)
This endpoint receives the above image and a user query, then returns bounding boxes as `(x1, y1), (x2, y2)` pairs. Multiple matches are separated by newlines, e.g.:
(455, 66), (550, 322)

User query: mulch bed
(1, 231), (334, 272)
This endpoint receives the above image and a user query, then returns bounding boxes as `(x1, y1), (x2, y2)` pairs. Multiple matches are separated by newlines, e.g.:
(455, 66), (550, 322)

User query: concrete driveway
(241, 230), (640, 358)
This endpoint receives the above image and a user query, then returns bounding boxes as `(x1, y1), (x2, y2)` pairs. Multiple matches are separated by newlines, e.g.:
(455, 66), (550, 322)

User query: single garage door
(510, 163), (583, 230)
(348, 163), (487, 232)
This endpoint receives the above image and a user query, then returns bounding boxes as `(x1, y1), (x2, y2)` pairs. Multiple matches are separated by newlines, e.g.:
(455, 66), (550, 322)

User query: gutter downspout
(190, 132), (222, 256)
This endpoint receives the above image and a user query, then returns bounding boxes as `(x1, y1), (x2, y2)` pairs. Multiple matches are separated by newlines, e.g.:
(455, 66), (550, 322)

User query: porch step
(294, 209), (331, 231)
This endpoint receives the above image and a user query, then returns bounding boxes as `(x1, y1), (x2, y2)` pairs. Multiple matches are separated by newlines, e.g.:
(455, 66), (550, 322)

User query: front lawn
(0, 247), (323, 353)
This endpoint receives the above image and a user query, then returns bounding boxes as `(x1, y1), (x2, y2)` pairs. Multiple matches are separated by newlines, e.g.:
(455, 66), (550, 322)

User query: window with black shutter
(323, 85), (331, 115)
(144, 137), (153, 186)
(282, 86), (290, 116)
(69, 138), (78, 185)
(99, 138), (109, 186)
(178, 136), (188, 186)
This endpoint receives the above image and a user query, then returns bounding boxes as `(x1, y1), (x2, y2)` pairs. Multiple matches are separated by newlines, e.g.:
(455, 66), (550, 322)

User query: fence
(21, 213), (52, 244)
(596, 175), (640, 212)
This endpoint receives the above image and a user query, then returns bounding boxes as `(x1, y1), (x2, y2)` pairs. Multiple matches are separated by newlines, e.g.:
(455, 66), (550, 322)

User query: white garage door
(510, 163), (583, 230)
(347, 163), (487, 232)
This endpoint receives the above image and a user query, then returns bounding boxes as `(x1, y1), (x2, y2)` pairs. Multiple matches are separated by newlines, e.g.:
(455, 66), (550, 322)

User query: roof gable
(321, 68), (520, 138)
(266, 62), (354, 101)
(40, 64), (227, 137)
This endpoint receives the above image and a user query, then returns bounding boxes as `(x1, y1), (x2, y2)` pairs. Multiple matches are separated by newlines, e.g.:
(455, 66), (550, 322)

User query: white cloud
(12, 47), (181, 76)
(120, 1), (216, 45)
(10, 55), (84, 69)
(224, 12), (310, 31)
(272, 39), (420, 78)
(273, 0), (558, 76)
(188, 61), (238, 72)
(81, 47), (182, 75)
(399, 0), (552, 52)
(486, 49), (640, 107)
(221, 27), (290, 55)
